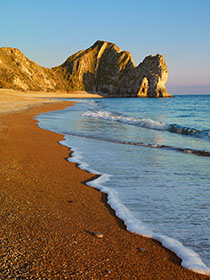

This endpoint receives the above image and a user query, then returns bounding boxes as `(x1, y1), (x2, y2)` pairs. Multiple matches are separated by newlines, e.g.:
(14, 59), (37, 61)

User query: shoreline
(0, 88), (102, 115)
(0, 97), (210, 278)
(57, 121), (210, 276)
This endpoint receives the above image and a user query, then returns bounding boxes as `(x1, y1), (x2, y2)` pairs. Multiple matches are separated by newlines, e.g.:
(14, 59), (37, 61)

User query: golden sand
(0, 91), (209, 279)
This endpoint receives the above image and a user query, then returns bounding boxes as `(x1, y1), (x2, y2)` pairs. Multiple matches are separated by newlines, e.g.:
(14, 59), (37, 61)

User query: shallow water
(37, 95), (210, 275)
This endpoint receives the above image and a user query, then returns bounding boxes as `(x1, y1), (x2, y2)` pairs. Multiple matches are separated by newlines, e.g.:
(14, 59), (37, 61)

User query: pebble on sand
(93, 232), (103, 238)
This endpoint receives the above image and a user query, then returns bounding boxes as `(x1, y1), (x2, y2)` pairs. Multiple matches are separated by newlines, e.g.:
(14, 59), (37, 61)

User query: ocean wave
(63, 132), (210, 157)
(60, 136), (210, 276)
(167, 124), (210, 139)
(82, 110), (168, 130)
(82, 110), (210, 140)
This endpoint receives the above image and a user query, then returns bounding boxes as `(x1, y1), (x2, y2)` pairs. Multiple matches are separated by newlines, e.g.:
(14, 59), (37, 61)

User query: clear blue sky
(1, 0), (210, 94)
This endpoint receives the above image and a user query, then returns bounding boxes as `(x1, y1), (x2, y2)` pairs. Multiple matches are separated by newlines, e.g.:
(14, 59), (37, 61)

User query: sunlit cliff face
(0, 41), (172, 97)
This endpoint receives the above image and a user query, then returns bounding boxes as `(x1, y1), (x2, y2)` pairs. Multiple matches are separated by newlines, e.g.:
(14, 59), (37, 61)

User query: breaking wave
(82, 110), (210, 140)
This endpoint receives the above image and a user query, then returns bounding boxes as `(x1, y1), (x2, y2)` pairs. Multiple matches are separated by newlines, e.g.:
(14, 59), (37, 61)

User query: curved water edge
(36, 96), (210, 276)
(59, 137), (210, 276)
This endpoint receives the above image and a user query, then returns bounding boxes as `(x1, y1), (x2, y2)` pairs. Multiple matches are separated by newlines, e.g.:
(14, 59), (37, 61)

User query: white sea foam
(70, 99), (98, 107)
(82, 110), (210, 140)
(59, 136), (210, 276)
(82, 110), (168, 130)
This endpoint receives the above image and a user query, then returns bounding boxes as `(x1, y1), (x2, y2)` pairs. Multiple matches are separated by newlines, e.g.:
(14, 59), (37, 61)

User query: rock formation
(0, 41), (172, 97)
(0, 47), (57, 91)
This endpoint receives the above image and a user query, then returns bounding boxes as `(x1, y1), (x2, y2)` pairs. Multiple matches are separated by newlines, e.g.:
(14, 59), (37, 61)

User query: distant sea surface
(37, 95), (210, 275)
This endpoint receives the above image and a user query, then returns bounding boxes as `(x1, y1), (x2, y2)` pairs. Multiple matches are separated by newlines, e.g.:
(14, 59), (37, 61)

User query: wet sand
(0, 93), (210, 279)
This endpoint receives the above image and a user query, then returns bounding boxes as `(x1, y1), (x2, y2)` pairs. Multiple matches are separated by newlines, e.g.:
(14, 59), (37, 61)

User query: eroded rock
(0, 41), (172, 97)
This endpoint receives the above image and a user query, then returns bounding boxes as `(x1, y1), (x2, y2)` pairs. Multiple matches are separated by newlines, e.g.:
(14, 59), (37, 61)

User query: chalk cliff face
(54, 40), (171, 97)
(0, 47), (58, 91)
(0, 41), (172, 97)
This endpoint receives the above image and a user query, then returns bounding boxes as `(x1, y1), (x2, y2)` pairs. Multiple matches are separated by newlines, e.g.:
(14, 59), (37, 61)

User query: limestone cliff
(0, 41), (172, 97)
(0, 48), (57, 91)
(54, 40), (171, 97)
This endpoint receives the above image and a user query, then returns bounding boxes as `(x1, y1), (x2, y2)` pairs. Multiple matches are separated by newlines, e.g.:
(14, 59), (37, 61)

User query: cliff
(0, 41), (172, 97)
(0, 48), (57, 91)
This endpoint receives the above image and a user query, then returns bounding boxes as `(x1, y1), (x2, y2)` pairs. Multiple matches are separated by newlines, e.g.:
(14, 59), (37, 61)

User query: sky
(0, 0), (210, 94)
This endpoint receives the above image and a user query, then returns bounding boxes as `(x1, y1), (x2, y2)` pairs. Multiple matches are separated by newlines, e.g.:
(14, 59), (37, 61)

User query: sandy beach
(0, 90), (209, 279)
(0, 89), (102, 115)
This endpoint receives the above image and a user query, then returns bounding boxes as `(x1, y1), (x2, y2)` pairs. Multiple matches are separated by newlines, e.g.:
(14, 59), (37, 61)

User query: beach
(0, 90), (209, 279)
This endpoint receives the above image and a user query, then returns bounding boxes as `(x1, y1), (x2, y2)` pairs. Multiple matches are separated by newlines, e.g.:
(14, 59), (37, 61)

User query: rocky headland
(0, 41), (172, 97)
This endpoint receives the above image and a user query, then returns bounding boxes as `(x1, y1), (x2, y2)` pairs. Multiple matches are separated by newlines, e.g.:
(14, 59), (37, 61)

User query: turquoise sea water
(37, 95), (210, 275)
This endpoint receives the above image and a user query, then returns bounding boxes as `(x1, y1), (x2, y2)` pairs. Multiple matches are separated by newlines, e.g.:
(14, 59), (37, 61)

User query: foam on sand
(60, 136), (210, 276)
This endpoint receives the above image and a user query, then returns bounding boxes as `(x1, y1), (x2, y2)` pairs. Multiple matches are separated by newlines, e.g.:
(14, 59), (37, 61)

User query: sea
(37, 95), (210, 275)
